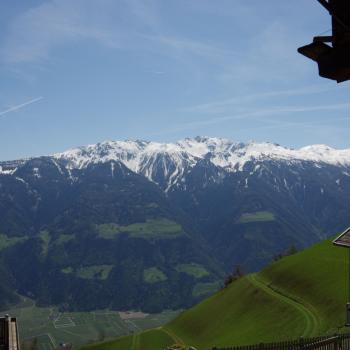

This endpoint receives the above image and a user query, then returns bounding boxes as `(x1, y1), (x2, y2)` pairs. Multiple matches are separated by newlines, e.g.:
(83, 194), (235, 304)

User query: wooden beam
(317, 0), (332, 12)
(317, 0), (350, 32)
(313, 36), (333, 43)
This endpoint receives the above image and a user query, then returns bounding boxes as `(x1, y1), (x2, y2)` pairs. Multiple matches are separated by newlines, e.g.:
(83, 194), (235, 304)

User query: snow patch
(18, 136), (350, 190)
(51, 159), (64, 175)
(111, 162), (115, 178)
(0, 166), (16, 175)
(33, 167), (41, 178)
(15, 177), (26, 184)
(54, 138), (350, 176)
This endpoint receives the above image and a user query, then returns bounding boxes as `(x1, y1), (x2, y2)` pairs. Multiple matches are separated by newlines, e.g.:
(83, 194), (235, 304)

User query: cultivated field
(2, 299), (179, 350)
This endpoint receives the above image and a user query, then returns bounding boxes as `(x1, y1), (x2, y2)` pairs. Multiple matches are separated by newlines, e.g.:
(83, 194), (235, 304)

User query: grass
(80, 335), (133, 350)
(168, 277), (305, 349)
(61, 266), (73, 274)
(86, 236), (350, 350)
(138, 329), (174, 349)
(0, 234), (27, 251)
(60, 265), (114, 280)
(96, 224), (120, 240)
(39, 230), (51, 257)
(80, 329), (175, 350)
(175, 263), (210, 279)
(238, 211), (275, 223)
(167, 237), (350, 348)
(76, 265), (114, 280)
(2, 299), (179, 350)
(260, 238), (348, 332)
(96, 218), (183, 240)
(54, 234), (75, 245)
(192, 281), (221, 297)
(143, 267), (168, 284)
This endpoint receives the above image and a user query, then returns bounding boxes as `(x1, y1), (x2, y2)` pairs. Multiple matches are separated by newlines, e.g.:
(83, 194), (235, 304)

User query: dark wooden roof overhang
(333, 227), (350, 248)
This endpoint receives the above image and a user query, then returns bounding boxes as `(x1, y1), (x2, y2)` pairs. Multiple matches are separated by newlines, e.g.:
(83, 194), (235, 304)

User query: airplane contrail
(0, 96), (43, 117)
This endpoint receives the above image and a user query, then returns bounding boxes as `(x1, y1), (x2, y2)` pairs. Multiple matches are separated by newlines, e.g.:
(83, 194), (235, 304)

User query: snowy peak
(240, 142), (350, 166)
(177, 136), (238, 156)
(1, 137), (350, 192)
(50, 137), (350, 191)
(54, 137), (350, 179)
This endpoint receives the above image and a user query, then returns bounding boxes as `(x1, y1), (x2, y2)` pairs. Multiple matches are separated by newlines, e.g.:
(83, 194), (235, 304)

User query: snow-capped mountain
(51, 137), (350, 191)
(1, 137), (350, 312)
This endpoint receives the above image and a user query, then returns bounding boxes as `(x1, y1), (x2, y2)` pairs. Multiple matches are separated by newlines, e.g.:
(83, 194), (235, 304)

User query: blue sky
(1, 0), (350, 160)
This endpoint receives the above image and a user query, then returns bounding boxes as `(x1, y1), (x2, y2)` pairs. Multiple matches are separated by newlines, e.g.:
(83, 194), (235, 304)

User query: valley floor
(1, 298), (179, 350)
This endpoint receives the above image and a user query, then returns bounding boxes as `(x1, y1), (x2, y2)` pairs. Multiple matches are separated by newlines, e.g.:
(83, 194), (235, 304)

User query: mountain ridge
(55, 137), (350, 169)
(2, 136), (350, 192)
(1, 137), (350, 312)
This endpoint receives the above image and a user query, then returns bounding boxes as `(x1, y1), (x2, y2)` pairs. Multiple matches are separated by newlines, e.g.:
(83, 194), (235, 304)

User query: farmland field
(2, 298), (179, 350)
(96, 218), (183, 240)
(238, 211), (275, 223)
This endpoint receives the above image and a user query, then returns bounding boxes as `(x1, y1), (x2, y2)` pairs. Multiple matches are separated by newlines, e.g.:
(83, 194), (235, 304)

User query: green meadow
(96, 218), (183, 239)
(82, 237), (350, 350)
(238, 211), (276, 223)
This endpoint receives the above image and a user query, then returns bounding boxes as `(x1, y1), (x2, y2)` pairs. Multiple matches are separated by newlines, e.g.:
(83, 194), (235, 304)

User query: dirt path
(130, 332), (140, 350)
(129, 328), (184, 350)
(162, 327), (186, 347)
(247, 274), (320, 337)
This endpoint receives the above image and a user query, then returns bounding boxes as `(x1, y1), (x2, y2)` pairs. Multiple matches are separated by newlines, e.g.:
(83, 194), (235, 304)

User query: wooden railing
(212, 334), (350, 350)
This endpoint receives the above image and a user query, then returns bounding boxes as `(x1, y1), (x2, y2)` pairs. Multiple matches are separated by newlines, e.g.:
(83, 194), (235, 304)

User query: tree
(273, 245), (298, 262)
(223, 264), (245, 288)
(286, 244), (298, 256)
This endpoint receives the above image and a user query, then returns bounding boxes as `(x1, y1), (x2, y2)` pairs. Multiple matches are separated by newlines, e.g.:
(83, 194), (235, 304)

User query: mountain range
(1, 137), (350, 312)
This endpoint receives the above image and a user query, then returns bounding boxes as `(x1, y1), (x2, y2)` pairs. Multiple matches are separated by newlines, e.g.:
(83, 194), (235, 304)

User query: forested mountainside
(1, 137), (350, 311)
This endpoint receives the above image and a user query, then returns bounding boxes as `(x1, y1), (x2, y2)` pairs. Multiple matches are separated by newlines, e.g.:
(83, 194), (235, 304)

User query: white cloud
(0, 0), (330, 89)
(159, 102), (350, 135)
(0, 0), (273, 71)
(1, 0), (124, 64)
(182, 84), (343, 114)
(144, 35), (237, 60)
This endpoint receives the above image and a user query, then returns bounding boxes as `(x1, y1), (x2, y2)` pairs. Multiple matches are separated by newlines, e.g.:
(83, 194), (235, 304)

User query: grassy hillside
(81, 329), (175, 350)
(260, 238), (348, 332)
(81, 237), (350, 350)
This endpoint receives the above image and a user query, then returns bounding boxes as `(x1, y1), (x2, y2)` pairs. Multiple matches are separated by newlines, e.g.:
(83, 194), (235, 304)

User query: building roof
(333, 227), (350, 248)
